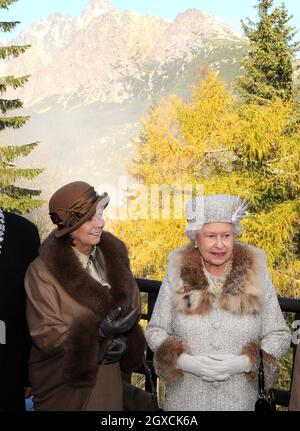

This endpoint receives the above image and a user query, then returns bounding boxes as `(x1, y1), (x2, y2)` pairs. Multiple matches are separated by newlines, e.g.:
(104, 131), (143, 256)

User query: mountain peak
(173, 8), (241, 39)
(176, 8), (211, 19)
(80, 0), (115, 24)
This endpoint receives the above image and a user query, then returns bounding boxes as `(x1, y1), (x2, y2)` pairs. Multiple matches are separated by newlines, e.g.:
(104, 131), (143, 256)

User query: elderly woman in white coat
(145, 194), (291, 411)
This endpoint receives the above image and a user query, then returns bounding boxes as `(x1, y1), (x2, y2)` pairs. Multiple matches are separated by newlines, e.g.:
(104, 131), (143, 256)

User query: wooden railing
(136, 278), (300, 409)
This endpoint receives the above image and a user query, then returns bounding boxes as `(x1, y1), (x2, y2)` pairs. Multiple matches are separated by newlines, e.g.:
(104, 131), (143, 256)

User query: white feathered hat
(185, 194), (248, 240)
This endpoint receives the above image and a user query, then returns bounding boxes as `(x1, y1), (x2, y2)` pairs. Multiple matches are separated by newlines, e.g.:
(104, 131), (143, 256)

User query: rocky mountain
(2, 0), (248, 199)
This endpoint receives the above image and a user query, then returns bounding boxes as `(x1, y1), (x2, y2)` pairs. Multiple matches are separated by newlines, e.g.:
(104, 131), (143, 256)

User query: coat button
(212, 322), (220, 330)
(212, 382), (220, 389)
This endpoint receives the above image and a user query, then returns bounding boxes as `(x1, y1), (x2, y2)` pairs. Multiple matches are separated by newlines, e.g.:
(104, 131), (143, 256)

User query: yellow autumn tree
(112, 71), (299, 298)
(112, 72), (240, 279)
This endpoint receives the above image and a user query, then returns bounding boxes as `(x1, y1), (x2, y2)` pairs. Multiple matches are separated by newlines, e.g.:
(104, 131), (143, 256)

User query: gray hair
(186, 221), (242, 241)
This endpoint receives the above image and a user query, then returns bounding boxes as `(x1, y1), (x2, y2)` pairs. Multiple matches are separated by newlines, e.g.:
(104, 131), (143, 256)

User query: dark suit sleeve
(28, 224), (40, 262)
(23, 223), (40, 387)
(0, 213), (40, 411)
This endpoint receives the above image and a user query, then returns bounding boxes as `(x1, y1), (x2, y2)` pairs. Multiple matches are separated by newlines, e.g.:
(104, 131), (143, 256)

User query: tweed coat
(145, 242), (291, 411)
(25, 230), (145, 411)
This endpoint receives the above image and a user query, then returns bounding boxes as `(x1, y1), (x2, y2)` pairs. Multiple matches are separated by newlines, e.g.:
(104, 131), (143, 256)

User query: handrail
(136, 278), (300, 313)
(278, 296), (300, 313)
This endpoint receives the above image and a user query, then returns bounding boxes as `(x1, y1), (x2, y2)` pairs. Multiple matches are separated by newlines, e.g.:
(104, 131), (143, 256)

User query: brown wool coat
(24, 231), (145, 411)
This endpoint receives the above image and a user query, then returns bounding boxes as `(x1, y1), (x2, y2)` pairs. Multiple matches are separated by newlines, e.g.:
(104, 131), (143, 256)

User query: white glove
(194, 353), (252, 381)
(176, 353), (229, 382)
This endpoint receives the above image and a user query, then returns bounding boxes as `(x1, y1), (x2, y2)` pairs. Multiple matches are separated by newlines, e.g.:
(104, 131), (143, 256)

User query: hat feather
(231, 198), (249, 223)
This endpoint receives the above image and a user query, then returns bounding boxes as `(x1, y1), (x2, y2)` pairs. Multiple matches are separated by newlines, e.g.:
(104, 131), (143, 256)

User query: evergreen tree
(0, 0), (43, 213)
(235, 0), (300, 103)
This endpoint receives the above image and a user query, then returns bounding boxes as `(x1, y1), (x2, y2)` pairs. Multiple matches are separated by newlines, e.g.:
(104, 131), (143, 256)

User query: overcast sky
(1, 0), (299, 38)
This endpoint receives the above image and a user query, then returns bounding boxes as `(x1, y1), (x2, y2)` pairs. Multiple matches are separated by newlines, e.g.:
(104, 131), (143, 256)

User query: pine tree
(0, 0), (43, 213)
(235, 0), (300, 103)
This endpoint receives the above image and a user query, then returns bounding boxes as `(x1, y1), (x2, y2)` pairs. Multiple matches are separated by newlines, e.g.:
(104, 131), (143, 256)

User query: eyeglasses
(204, 233), (234, 243)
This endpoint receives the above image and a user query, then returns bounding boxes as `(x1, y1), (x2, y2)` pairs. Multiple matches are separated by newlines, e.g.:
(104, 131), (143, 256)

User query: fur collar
(171, 242), (265, 316)
(39, 230), (134, 320)
(38, 230), (140, 388)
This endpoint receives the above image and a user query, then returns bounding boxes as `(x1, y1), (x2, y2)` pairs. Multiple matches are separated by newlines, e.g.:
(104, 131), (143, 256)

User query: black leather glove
(103, 335), (127, 365)
(98, 304), (140, 339)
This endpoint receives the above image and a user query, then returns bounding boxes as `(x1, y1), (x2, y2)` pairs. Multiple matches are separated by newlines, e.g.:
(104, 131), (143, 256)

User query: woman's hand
(102, 335), (127, 364)
(98, 304), (140, 339)
(194, 353), (252, 380)
(176, 353), (229, 381)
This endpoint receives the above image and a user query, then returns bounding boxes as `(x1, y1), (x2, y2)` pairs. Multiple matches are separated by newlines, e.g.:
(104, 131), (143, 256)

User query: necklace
(0, 209), (5, 254)
(203, 259), (232, 293)
(205, 272), (226, 292)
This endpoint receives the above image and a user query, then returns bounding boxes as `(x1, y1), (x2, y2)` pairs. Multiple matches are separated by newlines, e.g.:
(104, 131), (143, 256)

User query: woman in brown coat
(25, 181), (145, 411)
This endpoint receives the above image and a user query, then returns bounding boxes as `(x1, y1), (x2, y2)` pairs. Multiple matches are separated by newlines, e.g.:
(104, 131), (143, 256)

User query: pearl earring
(194, 243), (198, 249)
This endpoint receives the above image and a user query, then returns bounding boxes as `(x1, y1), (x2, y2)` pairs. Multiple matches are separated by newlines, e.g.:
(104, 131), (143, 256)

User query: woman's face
(71, 213), (105, 254)
(196, 222), (234, 269)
